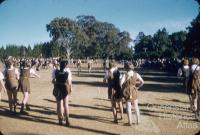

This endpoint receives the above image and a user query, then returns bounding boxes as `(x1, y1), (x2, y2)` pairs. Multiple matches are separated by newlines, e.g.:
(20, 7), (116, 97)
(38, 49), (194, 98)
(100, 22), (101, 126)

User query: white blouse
(0, 72), (4, 80)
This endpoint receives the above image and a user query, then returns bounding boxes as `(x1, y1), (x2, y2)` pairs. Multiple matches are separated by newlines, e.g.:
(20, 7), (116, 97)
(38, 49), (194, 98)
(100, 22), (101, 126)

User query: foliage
(134, 29), (187, 59)
(46, 15), (132, 59)
(184, 1), (200, 57)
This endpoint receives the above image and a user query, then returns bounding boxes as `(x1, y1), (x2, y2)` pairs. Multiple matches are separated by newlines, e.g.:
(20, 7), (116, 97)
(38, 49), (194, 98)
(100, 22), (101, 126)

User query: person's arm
(30, 68), (40, 78)
(136, 73), (144, 88)
(0, 73), (6, 92)
(52, 69), (56, 84)
(120, 73), (126, 86)
(15, 68), (20, 80)
(103, 70), (109, 83)
(66, 69), (72, 93)
(177, 68), (182, 77)
(0, 80), (6, 92)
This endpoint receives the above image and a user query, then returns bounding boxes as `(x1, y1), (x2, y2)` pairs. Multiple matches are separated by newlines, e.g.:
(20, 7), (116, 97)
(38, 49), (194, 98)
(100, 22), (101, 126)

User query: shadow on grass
(141, 83), (183, 93)
(0, 107), (118, 135)
(138, 102), (195, 121)
(72, 80), (107, 88)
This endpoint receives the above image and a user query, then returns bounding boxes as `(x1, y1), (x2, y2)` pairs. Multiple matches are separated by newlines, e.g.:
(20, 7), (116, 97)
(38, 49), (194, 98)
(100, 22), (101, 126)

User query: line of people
(177, 57), (200, 120)
(104, 62), (144, 126)
(1, 56), (199, 128)
(0, 57), (40, 114)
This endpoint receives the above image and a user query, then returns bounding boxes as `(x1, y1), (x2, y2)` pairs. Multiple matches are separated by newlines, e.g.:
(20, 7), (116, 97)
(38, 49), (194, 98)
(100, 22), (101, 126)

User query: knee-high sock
(134, 99), (140, 123)
(126, 101), (132, 124)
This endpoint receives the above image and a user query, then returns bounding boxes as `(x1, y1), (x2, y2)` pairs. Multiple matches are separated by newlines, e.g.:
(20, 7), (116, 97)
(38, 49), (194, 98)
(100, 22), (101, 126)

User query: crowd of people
(0, 56), (199, 128)
(177, 58), (200, 120)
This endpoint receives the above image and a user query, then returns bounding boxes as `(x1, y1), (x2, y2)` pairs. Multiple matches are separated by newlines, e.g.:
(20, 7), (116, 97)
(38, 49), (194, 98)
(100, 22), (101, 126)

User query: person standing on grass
(52, 60), (72, 126)
(4, 59), (19, 113)
(121, 64), (144, 126)
(18, 60), (40, 114)
(188, 58), (200, 120)
(0, 71), (6, 102)
(87, 59), (92, 73)
(177, 59), (192, 108)
(108, 62), (123, 123)
(77, 59), (81, 76)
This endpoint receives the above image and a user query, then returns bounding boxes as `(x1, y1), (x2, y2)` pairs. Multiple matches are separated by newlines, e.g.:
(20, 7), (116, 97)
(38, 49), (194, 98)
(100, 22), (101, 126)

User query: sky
(0, 0), (199, 47)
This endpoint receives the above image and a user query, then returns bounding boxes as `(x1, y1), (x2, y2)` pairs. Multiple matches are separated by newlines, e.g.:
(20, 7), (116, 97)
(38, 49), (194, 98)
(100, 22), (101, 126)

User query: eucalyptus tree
(47, 17), (89, 59)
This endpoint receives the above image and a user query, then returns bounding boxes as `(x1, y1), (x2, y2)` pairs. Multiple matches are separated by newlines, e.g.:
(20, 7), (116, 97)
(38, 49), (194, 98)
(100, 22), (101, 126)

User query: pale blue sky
(0, 0), (199, 46)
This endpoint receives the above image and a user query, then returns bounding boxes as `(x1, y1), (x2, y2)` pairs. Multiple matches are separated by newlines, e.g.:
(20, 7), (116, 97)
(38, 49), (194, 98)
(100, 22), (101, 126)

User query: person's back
(5, 68), (18, 89)
(55, 70), (68, 84)
(122, 71), (138, 101)
(187, 58), (200, 120)
(112, 69), (123, 98)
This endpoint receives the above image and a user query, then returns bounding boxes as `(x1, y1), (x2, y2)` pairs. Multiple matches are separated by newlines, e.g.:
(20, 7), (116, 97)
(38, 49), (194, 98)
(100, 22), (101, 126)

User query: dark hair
(60, 61), (66, 71)
(5, 59), (12, 68)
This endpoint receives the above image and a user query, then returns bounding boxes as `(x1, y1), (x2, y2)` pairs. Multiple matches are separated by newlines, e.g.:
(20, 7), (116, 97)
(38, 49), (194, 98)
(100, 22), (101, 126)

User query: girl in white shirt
(0, 71), (6, 102)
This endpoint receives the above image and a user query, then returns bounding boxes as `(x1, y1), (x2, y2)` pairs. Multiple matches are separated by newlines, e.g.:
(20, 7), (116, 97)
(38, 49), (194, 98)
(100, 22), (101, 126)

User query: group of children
(178, 57), (200, 120)
(104, 62), (144, 125)
(0, 57), (40, 114)
(1, 56), (199, 127)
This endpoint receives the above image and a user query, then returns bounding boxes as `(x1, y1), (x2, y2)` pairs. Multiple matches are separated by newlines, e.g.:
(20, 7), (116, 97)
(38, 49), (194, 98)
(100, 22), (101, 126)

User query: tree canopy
(46, 15), (132, 59)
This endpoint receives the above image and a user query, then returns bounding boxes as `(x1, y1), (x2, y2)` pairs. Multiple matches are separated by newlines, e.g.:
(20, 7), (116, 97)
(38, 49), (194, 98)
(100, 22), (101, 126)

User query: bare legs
(111, 100), (123, 123)
(20, 92), (29, 113)
(57, 95), (70, 126)
(7, 88), (17, 112)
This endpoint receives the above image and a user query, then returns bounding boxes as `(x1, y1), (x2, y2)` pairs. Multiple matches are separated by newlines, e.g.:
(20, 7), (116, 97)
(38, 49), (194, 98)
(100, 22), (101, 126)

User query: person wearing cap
(52, 60), (72, 126)
(4, 58), (20, 113)
(121, 63), (144, 126)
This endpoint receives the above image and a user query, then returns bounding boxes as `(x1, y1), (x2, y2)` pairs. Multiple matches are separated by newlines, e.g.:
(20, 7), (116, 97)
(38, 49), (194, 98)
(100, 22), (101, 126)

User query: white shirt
(191, 64), (200, 73)
(104, 67), (118, 80)
(177, 65), (189, 77)
(52, 67), (72, 81)
(0, 72), (4, 80)
(121, 70), (144, 87)
(3, 66), (20, 80)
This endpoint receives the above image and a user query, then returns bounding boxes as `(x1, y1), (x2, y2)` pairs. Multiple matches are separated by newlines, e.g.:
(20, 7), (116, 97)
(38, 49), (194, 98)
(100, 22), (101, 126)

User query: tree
(134, 32), (145, 45)
(170, 31), (187, 58)
(46, 15), (133, 59)
(0, 0), (5, 5)
(134, 35), (154, 58)
(184, 0), (200, 57)
(47, 17), (85, 59)
(152, 28), (172, 58)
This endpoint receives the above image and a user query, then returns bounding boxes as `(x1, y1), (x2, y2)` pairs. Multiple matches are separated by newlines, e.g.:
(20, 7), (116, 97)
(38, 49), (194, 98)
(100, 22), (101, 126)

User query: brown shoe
(58, 118), (63, 125)
(114, 119), (118, 124)
(66, 120), (70, 126)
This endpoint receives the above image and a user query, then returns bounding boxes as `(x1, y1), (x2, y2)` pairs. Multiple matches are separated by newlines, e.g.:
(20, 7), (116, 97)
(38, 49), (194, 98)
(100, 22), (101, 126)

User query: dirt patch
(0, 64), (199, 135)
